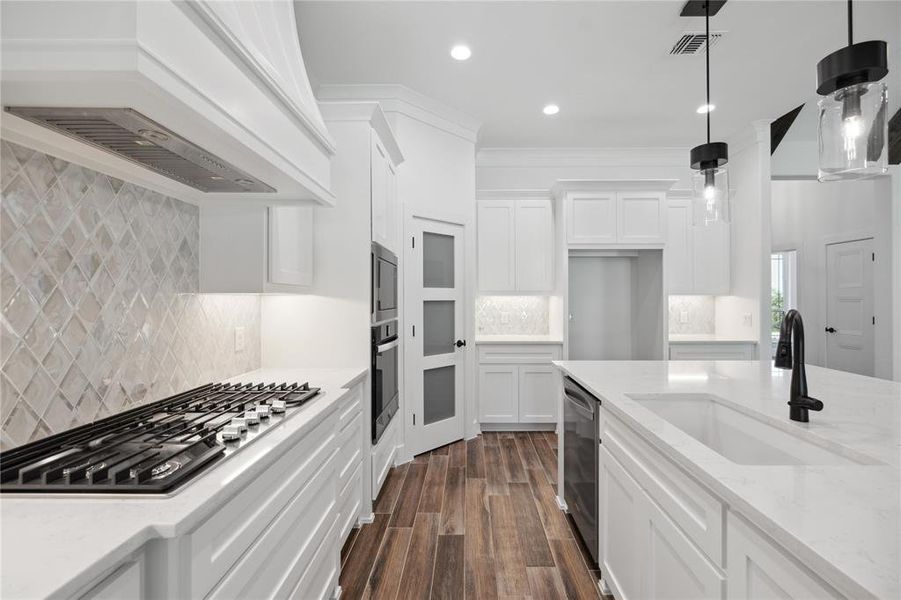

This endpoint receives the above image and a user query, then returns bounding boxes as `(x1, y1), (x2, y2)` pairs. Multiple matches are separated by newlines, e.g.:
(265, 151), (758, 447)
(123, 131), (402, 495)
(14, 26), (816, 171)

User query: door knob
(455, 339), (467, 348)
(824, 326), (836, 333)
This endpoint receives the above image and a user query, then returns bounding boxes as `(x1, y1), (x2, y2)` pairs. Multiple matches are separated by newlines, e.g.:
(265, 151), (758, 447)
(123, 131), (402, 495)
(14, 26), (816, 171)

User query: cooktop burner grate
(0, 381), (320, 494)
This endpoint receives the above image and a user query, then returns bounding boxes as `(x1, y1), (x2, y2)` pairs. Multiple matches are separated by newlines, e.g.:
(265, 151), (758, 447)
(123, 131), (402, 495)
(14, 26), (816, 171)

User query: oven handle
(376, 338), (400, 353)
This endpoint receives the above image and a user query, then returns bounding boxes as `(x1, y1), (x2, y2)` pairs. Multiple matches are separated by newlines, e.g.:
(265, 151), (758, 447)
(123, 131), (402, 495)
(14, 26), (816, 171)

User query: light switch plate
(680, 310), (689, 324)
(235, 326), (246, 353)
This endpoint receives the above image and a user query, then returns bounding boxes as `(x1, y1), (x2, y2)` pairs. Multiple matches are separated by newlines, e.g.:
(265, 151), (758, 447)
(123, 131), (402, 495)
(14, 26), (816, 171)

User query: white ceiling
(295, 1), (900, 148)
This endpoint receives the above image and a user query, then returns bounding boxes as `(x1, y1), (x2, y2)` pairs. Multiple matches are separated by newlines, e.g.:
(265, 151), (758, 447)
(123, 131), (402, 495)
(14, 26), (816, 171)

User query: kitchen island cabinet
(555, 360), (899, 600)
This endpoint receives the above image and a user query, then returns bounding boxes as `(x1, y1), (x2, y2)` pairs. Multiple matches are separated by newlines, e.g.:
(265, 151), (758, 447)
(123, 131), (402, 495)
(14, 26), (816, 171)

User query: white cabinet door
(82, 560), (143, 600)
(727, 514), (843, 600)
(371, 134), (390, 249)
(617, 191), (665, 244)
(477, 200), (516, 291)
(517, 364), (557, 422)
(665, 200), (693, 294)
(514, 199), (554, 291)
(268, 206), (313, 287)
(693, 222), (730, 294)
(640, 489), (725, 600)
(599, 447), (642, 600)
(478, 365), (517, 422)
(567, 192), (617, 244)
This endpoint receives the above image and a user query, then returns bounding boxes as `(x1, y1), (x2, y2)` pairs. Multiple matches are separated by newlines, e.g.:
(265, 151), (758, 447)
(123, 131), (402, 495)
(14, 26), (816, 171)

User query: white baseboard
(479, 422), (556, 432)
(555, 495), (568, 512)
(357, 512), (375, 525)
(599, 577), (612, 597)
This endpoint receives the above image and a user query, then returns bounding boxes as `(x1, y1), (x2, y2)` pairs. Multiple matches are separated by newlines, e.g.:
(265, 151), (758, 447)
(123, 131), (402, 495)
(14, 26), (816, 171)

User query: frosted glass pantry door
(406, 217), (466, 455)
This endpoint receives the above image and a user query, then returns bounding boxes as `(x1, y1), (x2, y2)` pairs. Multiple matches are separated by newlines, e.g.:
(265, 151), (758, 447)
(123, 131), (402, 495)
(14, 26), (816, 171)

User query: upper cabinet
(200, 204), (314, 293)
(477, 192), (554, 292)
(665, 198), (730, 295)
(371, 133), (400, 254)
(554, 180), (675, 247)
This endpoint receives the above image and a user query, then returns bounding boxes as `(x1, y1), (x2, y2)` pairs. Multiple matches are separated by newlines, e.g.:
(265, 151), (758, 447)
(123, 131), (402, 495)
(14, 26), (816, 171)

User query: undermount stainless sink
(628, 394), (879, 466)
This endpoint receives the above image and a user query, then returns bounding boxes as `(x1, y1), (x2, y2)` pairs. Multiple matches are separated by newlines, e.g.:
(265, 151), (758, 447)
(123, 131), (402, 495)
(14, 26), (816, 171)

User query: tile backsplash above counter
(476, 295), (550, 336)
(0, 141), (261, 450)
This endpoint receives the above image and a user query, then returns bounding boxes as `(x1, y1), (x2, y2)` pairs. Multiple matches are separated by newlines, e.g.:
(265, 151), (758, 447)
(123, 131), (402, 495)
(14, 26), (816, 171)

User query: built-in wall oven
(372, 320), (399, 444)
(563, 376), (600, 566)
(372, 242), (398, 323)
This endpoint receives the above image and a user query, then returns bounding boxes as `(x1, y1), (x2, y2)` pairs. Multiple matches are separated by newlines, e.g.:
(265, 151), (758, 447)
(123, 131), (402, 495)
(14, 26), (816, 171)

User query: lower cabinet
(726, 514), (843, 600)
(599, 407), (847, 600)
(477, 344), (562, 424)
(80, 558), (144, 600)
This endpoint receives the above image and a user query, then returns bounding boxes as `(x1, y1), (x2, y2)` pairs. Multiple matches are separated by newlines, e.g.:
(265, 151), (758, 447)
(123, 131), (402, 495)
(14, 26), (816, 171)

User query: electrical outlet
(680, 310), (689, 324)
(742, 313), (753, 327)
(234, 326), (246, 353)
(500, 313), (510, 324)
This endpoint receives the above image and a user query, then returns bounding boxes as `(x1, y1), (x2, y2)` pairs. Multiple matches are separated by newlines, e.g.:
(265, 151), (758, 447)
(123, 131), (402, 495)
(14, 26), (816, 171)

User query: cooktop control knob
(221, 425), (242, 441)
(230, 417), (248, 431)
(256, 404), (271, 418)
(244, 410), (260, 426)
(270, 399), (286, 414)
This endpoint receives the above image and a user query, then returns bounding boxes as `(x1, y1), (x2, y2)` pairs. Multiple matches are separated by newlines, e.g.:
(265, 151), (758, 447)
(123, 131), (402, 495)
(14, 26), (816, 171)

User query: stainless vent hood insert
(5, 107), (275, 194)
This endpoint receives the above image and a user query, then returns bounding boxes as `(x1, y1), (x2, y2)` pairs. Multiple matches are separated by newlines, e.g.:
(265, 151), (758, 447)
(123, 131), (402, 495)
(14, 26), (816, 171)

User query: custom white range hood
(0, 0), (336, 206)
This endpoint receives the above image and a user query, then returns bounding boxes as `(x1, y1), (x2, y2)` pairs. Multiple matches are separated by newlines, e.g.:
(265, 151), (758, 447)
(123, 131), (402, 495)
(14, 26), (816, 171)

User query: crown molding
(315, 84), (481, 144)
(476, 188), (552, 201)
(551, 179), (679, 198)
(319, 101), (404, 165)
(476, 147), (690, 168)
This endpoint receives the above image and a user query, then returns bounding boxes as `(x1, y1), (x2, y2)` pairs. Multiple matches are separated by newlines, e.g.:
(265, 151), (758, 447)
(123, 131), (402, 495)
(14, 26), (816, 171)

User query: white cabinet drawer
(337, 461), (363, 543)
(187, 411), (338, 598)
(337, 410), (363, 494)
(336, 384), (363, 431)
(727, 513), (844, 600)
(603, 411), (724, 566)
(669, 342), (757, 361)
(207, 450), (338, 599)
(477, 344), (562, 364)
(80, 559), (143, 600)
(291, 512), (340, 600)
(371, 415), (398, 500)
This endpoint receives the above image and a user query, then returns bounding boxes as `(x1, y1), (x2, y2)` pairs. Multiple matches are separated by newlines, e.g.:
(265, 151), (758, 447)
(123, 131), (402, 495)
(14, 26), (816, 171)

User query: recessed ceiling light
(696, 103), (716, 114)
(542, 104), (560, 116)
(450, 45), (471, 61)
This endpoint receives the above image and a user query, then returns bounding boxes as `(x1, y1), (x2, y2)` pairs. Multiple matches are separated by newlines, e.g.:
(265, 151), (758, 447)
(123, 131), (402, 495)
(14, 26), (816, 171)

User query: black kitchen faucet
(774, 309), (824, 423)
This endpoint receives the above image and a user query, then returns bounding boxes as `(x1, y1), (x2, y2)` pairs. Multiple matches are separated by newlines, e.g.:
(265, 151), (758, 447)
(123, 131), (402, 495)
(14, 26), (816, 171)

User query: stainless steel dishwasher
(563, 375), (599, 565)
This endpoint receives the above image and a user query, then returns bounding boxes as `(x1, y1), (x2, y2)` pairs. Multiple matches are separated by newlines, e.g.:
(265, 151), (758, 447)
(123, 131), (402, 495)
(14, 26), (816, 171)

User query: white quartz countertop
(668, 333), (759, 344)
(0, 367), (367, 600)
(475, 334), (563, 344)
(554, 360), (900, 600)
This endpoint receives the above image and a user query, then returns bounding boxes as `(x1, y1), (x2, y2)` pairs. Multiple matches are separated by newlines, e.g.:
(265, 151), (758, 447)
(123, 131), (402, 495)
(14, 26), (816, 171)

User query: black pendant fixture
(690, 1), (730, 226)
(816, 0), (889, 181)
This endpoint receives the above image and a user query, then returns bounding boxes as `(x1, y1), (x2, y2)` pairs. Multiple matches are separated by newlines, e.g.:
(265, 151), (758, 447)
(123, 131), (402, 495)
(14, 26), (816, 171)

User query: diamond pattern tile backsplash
(0, 141), (261, 450)
(668, 295), (715, 334)
(476, 296), (550, 335)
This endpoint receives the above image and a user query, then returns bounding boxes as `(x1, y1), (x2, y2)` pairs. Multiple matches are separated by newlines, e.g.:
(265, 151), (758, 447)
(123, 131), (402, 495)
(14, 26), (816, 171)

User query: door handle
(824, 327), (836, 333)
(455, 339), (467, 348)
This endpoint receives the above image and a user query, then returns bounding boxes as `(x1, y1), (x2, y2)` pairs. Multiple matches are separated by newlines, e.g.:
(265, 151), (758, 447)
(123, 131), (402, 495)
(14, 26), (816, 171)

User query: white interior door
(825, 238), (874, 376)
(406, 217), (466, 455)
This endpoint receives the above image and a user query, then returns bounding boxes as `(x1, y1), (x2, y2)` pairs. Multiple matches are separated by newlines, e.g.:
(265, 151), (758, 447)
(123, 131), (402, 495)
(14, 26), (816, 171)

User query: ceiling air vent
(670, 32), (723, 55)
(4, 107), (275, 193)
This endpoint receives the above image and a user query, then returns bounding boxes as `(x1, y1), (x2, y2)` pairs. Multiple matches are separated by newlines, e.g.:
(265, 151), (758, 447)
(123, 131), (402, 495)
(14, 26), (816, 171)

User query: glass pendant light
(816, 0), (889, 181)
(690, 1), (729, 226)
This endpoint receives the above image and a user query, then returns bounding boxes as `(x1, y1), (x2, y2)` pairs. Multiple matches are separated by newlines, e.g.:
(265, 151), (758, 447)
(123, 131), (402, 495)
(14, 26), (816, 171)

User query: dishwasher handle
(564, 377), (598, 416)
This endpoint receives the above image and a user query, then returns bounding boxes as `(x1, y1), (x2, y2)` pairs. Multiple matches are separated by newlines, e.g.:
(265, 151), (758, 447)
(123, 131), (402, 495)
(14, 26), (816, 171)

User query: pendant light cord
(847, 0), (853, 45)
(705, 0), (711, 144)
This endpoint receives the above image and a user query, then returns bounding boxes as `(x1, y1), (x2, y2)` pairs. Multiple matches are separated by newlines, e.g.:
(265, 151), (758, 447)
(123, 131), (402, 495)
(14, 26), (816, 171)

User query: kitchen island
(0, 367), (367, 600)
(554, 360), (899, 600)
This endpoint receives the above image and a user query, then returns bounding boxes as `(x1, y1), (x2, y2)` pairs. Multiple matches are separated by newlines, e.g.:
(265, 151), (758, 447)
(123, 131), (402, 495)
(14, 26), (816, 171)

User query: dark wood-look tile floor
(339, 432), (612, 600)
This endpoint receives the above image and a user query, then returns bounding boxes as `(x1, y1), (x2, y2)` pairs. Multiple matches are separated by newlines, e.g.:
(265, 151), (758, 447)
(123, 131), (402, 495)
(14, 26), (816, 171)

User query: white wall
(385, 111), (478, 455)
(771, 177), (894, 379)
(893, 166), (901, 381)
(261, 119), (372, 368)
(715, 122), (771, 348)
